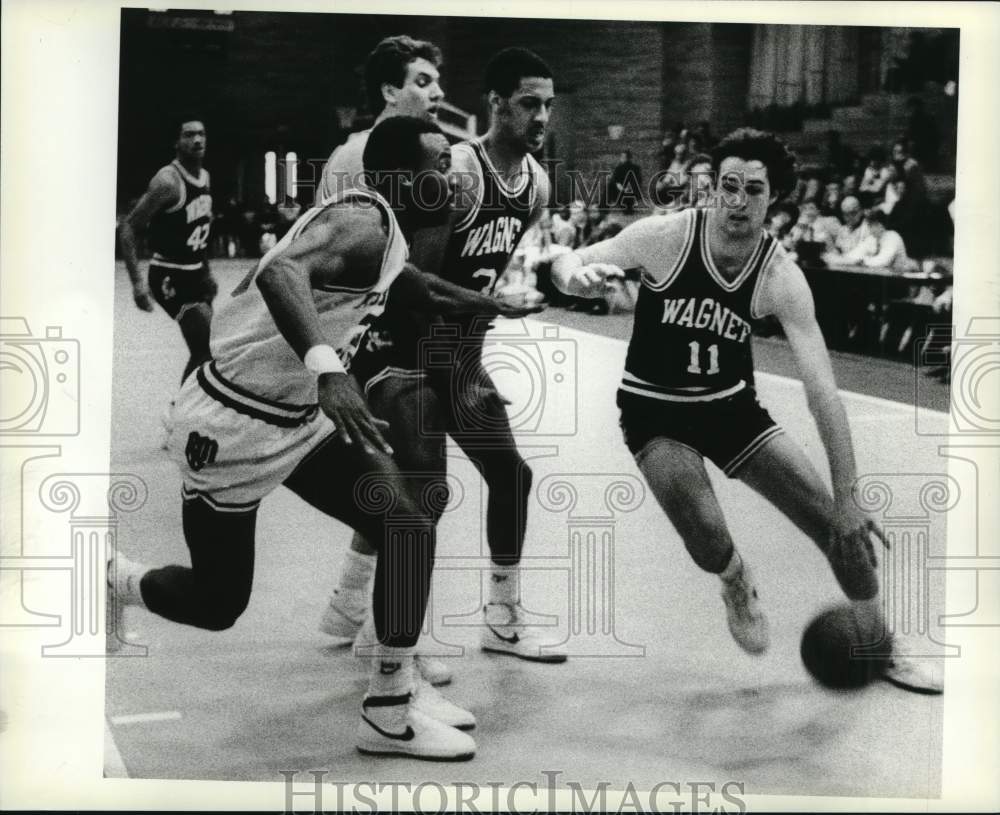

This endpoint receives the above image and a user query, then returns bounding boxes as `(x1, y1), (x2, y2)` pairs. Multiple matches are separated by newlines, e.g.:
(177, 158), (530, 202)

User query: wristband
(303, 344), (346, 376)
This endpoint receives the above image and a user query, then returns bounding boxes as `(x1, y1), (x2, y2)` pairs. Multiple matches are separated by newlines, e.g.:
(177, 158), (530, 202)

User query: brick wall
(117, 11), (755, 210)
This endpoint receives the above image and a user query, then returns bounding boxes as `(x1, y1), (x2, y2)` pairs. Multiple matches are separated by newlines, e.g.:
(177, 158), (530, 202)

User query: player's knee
(200, 602), (247, 631)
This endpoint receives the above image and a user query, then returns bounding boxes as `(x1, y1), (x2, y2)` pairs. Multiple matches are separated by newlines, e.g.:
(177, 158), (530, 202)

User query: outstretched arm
(763, 257), (885, 548)
(392, 264), (544, 318)
(117, 168), (180, 311)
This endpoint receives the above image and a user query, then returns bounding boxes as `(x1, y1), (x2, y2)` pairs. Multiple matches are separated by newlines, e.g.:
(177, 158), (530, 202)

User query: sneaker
(106, 552), (143, 653)
(356, 694), (476, 761)
(319, 590), (366, 641)
(826, 533), (879, 601)
(481, 603), (567, 663)
(882, 637), (944, 695)
(411, 677), (475, 730)
(721, 565), (770, 655)
(415, 654), (452, 687)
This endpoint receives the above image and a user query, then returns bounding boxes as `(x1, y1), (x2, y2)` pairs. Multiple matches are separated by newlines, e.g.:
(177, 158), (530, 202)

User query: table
(798, 263), (952, 357)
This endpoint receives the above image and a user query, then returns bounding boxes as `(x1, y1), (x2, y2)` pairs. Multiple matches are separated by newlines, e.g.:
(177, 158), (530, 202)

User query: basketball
(800, 604), (893, 690)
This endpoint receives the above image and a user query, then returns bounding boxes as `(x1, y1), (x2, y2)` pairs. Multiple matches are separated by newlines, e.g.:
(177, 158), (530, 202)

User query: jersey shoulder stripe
(642, 207), (698, 291)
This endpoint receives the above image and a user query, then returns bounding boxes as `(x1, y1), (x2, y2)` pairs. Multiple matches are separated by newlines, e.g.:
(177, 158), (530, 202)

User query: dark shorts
(148, 261), (218, 320)
(616, 385), (784, 477)
(350, 328), (427, 396)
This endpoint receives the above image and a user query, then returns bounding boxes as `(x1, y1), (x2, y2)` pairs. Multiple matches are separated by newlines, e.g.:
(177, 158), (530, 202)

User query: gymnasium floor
(106, 259), (947, 799)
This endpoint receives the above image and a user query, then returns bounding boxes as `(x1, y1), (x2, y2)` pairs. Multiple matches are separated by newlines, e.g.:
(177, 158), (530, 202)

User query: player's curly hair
(483, 47), (552, 97)
(365, 35), (443, 116)
(710, 127), (798, 200)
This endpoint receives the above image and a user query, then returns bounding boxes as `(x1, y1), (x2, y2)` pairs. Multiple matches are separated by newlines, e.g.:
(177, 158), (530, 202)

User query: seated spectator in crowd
(553, 199), (591, 247)
(821, 180), (843, 218)
(788, 198), (840, 258)
(693, 120), (717, 151)
(765, 201), (800, 254)
(654, 153), (712, 214)
(858, 145), (893, 208)
(836, 209), (918, 271)
(822, 195), (871, 264)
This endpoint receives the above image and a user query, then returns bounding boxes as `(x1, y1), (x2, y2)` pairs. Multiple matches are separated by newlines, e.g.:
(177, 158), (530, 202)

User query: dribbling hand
(318, 372), (393, 456)
(571, 263), (624, 298)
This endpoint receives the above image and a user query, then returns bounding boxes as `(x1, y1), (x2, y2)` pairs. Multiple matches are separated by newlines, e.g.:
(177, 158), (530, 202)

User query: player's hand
(493, 288), (548, 318)
(318, 372), (393, 455)
(132, 284), (154, 312)
(826, 502), (888, 600)
(571, 263), (624, 298)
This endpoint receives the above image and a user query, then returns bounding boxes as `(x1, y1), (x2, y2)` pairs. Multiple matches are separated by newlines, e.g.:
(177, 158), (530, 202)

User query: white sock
(367, 647), (415, 698)
(719, 548), (744, 583)
(337, 549), (376, 602)
(109, 555), (146, 608)
(488, 564), (520, 605)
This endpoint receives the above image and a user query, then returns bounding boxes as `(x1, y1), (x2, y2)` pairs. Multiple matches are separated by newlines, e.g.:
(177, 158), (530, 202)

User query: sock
(367, 647), (415, 698)
(109, 555), (147, 608)
(488, 563), (520, 605)
(337, 549), (376, 609)
(718, 548), (743, 582)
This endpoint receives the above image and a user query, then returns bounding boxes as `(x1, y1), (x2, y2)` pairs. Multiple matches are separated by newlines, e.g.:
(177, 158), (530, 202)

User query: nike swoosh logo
(488, 625), (520, 645)
(362, 716), (416, 741)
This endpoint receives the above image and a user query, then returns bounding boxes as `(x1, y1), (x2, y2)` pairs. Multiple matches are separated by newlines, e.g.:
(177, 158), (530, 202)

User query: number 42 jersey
(148, 159), (213, 267)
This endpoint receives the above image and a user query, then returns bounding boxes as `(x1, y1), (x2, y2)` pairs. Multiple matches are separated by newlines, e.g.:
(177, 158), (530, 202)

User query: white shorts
(167, 361), (336, 512)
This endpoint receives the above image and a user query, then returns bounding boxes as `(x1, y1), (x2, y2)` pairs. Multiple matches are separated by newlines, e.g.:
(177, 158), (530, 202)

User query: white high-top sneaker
(720, 563), (770, 655)
(411, 676), (476, 730)
(481, 602), (567, 663)
(356, 694), (476, 761)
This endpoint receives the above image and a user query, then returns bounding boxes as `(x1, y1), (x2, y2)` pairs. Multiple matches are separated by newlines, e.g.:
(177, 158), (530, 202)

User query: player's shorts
(147, 260), (218, 320)
(166, 360), (335, 512)
(616, 384), (784, 478)
(350, 328), (426, 397)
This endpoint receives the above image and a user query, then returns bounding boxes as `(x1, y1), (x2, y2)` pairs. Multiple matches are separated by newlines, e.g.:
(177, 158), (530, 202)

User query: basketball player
(552, 127), (939, 693)
(108, 118), (538, 760)
(318, 35), (443, 202)
(321, 47), (566, 664)
(118, 117), (216, 383)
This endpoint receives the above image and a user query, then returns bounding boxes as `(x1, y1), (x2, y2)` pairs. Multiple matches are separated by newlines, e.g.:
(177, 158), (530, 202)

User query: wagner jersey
(148, 160), (213, 267)
(441, 139), (544, 300)
(208, 187), (408, 409)
(579, 207), (780, 402)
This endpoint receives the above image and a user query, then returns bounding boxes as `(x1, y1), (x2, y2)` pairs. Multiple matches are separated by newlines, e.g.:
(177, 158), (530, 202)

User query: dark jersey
(148, 160), (213, 267)
(619, 207), (778, 402)
(441, 139), (541, 295)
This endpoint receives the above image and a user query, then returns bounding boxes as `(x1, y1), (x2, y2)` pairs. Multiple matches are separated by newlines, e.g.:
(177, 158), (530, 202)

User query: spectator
(693, 120), (717, 151)
(789, 198), (839, 256)
(766, 201), (800, 254)
(823, 195), (871, 263)
(858, 145), (893, 208)
(820, 180), (843, 218)
(609, 150), (643, 214)
(839, 209), (918, 271)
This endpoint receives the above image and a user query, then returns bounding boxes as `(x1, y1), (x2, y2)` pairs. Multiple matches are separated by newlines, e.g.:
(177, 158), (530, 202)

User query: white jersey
(208, 187), (408, 412)
(318, 129), (370, 203)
